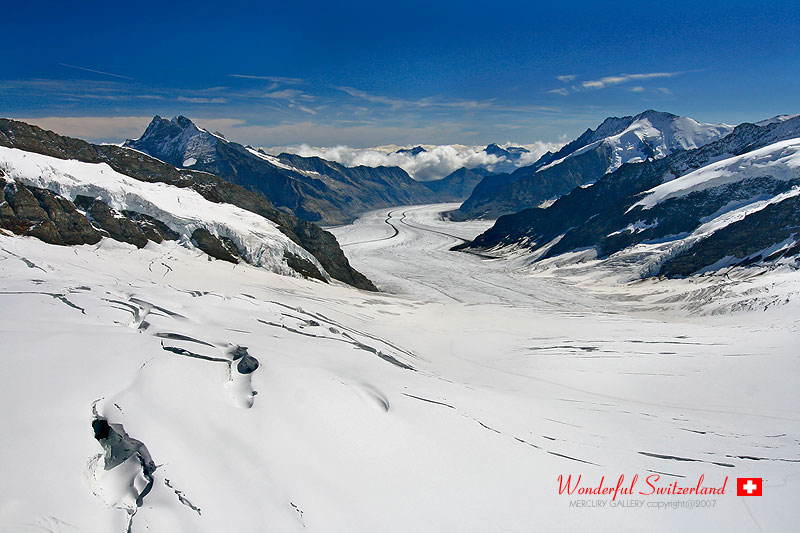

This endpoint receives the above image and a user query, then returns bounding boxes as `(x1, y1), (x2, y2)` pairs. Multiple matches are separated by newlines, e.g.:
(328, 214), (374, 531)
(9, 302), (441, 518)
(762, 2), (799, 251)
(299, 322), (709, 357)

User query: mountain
(0, 118), (377, 291)
(451, 110), (734, 220)
(483, 143), (530, 161)
(420, 167), (494, 202)
(457, 115), (800, 278)
(274, 152), (438, 211)
(394, 146), (427, 155)
(125, 116), (439, 224)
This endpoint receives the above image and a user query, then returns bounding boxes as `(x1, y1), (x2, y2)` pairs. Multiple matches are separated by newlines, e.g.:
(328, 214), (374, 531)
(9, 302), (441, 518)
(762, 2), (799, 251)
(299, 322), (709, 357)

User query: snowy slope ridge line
(755, 114), (800, 126)
(452, 111), (736, 221)
(245, 147), (323, 178)
(539, 112), (733, 174)
(630, 187), (800, 280)
(633, 137), (800, 210)
(0, 146), (329, 280)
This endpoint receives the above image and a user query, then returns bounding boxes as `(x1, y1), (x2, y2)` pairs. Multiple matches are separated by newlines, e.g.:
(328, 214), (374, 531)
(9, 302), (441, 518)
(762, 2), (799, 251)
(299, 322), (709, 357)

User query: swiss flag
(737, 478), (763, 496)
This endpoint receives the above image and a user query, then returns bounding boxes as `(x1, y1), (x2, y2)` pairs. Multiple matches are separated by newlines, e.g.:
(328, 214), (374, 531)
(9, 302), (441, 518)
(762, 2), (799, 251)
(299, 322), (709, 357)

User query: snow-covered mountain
(540, 110), (733, 174)
(0, 118), (376, 290)
(126, 116), (440, 224)
(127, 115), (222, 168)
(0, 145), (329, 276)
(451, 110), (734, 220)
(458, 115), (800, 279)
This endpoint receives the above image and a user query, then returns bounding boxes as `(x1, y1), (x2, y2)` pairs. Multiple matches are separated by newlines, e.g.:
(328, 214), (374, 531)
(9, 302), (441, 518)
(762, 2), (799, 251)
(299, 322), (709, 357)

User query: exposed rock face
(190, 228), (241, 264)
(126, 116), (440, 225)
(1, 178), (185, 252)
(660, 195), (800, 277)
(74, 195), (149, 249)
(122, 211), (180, 243)
(1, 178), (102, 245)
(0, 118), (377, 291)
(283, 251), (326, 283)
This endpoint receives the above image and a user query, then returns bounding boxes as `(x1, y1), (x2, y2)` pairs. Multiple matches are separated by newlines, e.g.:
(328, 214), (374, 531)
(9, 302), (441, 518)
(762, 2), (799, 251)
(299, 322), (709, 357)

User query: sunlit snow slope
(0, 145), (328, 279)
(1, 202), (797, 532)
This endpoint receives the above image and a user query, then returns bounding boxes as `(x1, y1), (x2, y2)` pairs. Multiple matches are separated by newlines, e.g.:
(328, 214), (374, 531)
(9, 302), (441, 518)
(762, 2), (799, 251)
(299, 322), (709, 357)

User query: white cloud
(336, 86), (493, 110)
(629, 86), (645, 92)
(176, 96), (228, 104)
(336, 86), (410, 108)
(262, 89), (313, 101)
(547, 71), (685, 95)
(580, 71), (681, 90)
(229, 74), (303, 84)
(268, 140), (562, 181)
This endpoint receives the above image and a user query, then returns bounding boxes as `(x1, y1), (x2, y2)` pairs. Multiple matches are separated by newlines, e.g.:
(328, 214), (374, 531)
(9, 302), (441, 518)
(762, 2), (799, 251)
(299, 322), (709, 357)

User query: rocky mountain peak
(126, 115), (220, 168)
(484, 143), (529, 160)
(394, 146), (427, 156)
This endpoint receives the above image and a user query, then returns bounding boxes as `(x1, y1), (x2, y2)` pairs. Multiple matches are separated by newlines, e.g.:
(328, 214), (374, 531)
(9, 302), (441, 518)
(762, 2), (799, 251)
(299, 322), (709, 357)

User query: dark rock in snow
(284, 250), (326, 282)
(1, 178), (103, 245)
(191, 228), (240, 263)
(660, 195), (800, 277)
(123, 211), (180, 243)
(74, 195), (149, 249)
(236, 354), (260, 374)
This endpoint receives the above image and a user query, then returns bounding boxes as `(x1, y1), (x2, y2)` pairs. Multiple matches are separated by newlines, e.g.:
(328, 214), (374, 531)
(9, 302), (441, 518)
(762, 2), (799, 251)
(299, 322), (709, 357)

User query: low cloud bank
(268, 141), (562, 181)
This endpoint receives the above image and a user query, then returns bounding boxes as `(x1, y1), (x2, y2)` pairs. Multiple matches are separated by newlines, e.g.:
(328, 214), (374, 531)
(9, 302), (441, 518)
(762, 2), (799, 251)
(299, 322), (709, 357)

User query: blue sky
(3, 0), (798, 147)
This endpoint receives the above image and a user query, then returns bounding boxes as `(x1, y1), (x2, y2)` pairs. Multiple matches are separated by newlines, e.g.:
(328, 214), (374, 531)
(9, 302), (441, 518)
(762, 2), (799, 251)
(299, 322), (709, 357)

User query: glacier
(0, 203), (797, 532)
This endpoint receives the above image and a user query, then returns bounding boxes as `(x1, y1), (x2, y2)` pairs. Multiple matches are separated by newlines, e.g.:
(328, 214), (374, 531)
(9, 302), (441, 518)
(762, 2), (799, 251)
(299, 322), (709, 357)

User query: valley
(2, 204), (797, 532)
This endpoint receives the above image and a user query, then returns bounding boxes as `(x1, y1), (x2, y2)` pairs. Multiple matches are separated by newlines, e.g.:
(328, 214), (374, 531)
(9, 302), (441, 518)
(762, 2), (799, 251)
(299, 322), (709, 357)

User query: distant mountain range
(450, 110), (734, 220)
(6, 109), (795, 282)
(0, 118), (377, 291)
(126, 116), (439, 225)
(456, 114), (800, 278)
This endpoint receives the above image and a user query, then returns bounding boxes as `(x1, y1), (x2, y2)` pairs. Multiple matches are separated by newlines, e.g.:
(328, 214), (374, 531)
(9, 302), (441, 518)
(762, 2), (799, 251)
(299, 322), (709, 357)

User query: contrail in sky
(59, 63), (134, 80)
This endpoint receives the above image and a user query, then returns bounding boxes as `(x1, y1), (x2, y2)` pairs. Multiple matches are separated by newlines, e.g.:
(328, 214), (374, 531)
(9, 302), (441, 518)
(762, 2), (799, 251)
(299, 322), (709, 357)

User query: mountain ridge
(450, 110), (734, 220)
(457, 115), (800, 278)
(126, 116), (440, 224)
(0, 118), (377, 291)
